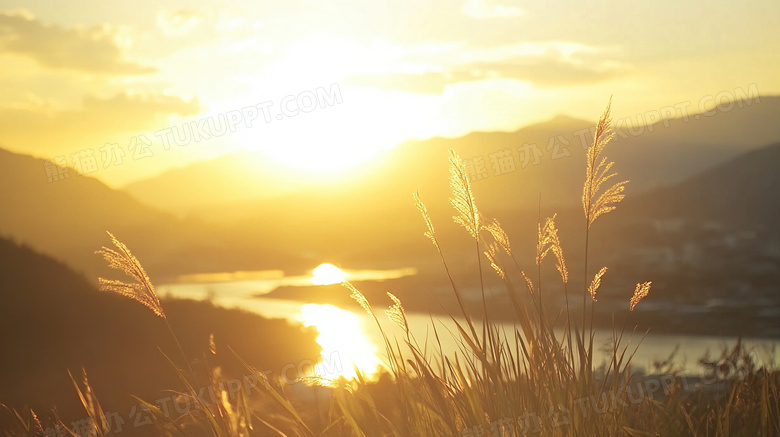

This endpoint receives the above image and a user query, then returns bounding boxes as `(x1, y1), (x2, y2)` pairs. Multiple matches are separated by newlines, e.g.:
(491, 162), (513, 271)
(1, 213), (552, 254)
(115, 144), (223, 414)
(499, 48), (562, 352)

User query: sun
(311, 263), (347, 285)
(259, 127), (386, 174)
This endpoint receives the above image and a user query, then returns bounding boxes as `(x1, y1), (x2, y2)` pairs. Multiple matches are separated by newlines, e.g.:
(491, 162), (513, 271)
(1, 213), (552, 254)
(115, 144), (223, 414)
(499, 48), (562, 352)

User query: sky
(0, 0), (778, 186)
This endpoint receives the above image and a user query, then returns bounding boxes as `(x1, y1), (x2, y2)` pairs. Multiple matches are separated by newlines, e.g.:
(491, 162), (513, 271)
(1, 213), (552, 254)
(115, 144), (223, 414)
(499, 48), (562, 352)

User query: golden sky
(1, 0), (778, 186)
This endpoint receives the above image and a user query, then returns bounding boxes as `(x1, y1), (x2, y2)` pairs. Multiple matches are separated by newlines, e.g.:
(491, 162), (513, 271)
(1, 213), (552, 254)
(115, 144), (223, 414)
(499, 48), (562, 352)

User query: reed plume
(414, 191), (439, 250)
(482, 219), (512, 280)
(95, 232), (196, 380)
(483, 241), (505, 279)
(30, 410), (43, 436)
(629, 281), (652, 311)
(536, 214), (568, 284)
(95, 231), (165, 318)
(482, 218), (512, 256)
(449, 149), (480, 238)
(385, 292), (409, 333)
(342, 280), (373, 317)
(582, 98), (629, 229)
(521, 270), (535, 295)
(588, 267), (608, 302)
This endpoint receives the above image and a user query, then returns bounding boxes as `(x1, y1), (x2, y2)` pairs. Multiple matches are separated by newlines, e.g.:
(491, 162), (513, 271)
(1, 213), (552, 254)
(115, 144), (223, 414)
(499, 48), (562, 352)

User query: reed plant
(314, 99), (652, 436)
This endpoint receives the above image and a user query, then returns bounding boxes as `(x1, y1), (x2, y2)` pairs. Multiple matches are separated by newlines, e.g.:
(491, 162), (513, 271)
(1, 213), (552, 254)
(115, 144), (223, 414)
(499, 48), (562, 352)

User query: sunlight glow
(264, 144), (381, 174)
(298, 304), (381, 380)
(311, 263), (347, 285)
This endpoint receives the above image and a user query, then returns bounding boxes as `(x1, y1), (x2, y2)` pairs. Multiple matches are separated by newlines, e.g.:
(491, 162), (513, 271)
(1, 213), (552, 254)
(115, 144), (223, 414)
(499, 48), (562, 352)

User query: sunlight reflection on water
(159, 268), (780, 380)
(297, 303), (382, 380)
(164, 266), (416, 297)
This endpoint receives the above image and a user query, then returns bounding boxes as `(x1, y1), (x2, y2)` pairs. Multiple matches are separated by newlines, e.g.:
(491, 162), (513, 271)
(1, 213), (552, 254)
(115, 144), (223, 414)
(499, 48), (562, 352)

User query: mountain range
(124, 96), (780, 218)
(1, 96), (778, 297)
(0, 148), (309, 281)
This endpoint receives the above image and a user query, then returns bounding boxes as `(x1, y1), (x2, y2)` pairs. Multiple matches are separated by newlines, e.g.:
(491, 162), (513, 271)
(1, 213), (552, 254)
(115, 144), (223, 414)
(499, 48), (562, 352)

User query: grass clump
(313, 99), (779, 437)
(316, 99), (652, 436)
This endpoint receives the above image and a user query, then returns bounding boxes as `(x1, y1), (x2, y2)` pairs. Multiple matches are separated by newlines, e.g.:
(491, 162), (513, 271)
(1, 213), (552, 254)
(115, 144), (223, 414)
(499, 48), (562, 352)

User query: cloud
(345, 72), (451, 95)
(77, 93), (200, 122)
(157, 10), (202, 36)
(0, 92), (199, 154)
(461, 59), (632, 87)
(0, 10), (154, 75)
(463, 42), (632, 86)
(345, 41), (632, 93)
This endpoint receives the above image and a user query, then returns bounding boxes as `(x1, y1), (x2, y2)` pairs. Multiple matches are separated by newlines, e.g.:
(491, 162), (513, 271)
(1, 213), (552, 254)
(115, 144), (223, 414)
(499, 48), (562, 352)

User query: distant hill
(0, 148), (308, 280)
(121, 96), (780, 218)
(119, 97), (780, 270)
(0, 236), (319, 429)
(4, 96), (779, 284)
(108, 97), (780, 270)
(626, 142), (780, 230)
(0, 147), (185, 278)
(123, 151), (329, 217)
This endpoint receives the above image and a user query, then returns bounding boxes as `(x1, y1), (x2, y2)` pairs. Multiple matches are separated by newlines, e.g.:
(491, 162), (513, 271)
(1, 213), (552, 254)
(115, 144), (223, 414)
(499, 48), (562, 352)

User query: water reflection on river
(159, 269), (780, 381)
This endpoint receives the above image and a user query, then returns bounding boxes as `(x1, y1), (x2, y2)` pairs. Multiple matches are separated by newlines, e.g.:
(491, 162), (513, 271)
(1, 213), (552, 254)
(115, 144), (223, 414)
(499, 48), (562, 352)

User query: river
(158, 267), (780, 381)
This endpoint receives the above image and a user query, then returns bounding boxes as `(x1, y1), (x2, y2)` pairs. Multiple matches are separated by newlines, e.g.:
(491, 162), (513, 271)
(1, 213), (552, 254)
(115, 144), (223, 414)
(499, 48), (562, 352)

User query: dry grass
(582, 97), (629, 229)
(588, 266), (608, 302)
(96, 231), (165, 318)
(449, 149), (481, 239)
(8, 99), (780, 436)
(629, 281), (652, 312)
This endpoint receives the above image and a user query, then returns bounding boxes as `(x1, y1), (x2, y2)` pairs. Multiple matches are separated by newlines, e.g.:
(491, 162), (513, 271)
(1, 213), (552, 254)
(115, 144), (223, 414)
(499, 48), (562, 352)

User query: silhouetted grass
(4, 100), (779, 436)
